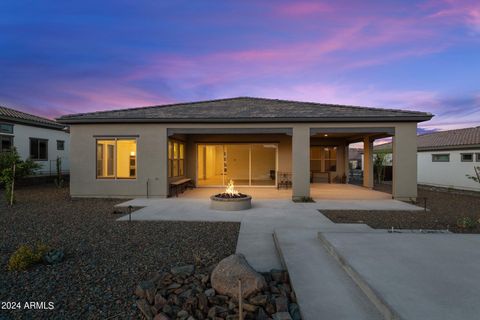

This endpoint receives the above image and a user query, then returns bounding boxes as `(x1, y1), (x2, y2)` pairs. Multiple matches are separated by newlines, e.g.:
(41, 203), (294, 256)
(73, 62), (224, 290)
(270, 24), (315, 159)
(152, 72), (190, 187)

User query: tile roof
(57, 97), (433, 124)
(1, 105), (65, 130)
(374, 126), (480, 151)
(417, 126), (480, 150)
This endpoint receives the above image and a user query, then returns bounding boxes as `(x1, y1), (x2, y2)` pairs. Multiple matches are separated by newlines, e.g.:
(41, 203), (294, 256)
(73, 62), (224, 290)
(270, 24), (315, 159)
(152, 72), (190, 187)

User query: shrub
(8, 243), (50, 271)
(456, 217), (477, 230)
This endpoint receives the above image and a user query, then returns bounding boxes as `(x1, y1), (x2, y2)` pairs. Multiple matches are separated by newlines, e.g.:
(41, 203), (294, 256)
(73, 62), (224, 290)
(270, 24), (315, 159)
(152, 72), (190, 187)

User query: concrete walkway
(319, 232), (480, 320)
(274, 228), (383, 320)
(115, 197), (479, 320)
(116, 197), (422, 271)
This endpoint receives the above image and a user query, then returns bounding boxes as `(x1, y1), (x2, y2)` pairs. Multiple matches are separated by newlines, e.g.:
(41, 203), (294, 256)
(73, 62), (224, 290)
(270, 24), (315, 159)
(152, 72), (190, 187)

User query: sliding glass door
(197, 143), (277, 187)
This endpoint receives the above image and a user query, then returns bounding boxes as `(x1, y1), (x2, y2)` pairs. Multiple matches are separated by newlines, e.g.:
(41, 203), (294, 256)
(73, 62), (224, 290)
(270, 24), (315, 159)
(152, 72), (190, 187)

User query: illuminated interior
(197, 143), (277, 186)
(96, 139), (136, 179)
(168, 140), (185, 177)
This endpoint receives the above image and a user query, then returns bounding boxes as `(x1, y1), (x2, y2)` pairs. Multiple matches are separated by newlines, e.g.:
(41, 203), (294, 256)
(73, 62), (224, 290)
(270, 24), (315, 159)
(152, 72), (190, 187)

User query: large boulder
(211, 254), (267, 299)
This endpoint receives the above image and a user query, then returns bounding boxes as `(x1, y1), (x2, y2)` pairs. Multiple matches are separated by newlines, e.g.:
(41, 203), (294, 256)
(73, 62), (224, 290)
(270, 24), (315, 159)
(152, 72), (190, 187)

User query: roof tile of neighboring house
(374, 126), (480, 152)
(0, 105), (65, 130)
(57, 97), (433, 124)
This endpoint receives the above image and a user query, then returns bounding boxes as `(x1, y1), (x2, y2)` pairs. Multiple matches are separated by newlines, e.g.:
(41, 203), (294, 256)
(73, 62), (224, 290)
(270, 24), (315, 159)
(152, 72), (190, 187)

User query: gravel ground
(0, 185), (240, 319)
(323, 184), (480, 233)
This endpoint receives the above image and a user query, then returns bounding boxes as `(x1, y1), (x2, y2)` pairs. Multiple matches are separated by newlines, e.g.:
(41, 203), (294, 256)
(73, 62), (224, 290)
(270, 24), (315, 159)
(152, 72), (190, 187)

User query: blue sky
(1, 0), (479, 131)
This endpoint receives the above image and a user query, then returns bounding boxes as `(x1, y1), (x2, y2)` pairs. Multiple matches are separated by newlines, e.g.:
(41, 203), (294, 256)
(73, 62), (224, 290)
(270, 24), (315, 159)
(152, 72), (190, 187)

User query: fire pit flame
(225, 180), (239, 196)
(210, 179), (252, 210)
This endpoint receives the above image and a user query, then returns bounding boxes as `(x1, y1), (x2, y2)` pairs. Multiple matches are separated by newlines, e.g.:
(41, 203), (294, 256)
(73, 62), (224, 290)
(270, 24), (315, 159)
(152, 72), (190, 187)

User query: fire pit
(210, 180), (252, 211)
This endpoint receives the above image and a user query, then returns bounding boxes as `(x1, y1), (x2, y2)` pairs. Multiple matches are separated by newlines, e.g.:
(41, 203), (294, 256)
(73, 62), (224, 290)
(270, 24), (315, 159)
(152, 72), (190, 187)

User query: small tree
(374, 151), (388, 184)
(466, 166), (480, 184)
(0, 148), (40, 204)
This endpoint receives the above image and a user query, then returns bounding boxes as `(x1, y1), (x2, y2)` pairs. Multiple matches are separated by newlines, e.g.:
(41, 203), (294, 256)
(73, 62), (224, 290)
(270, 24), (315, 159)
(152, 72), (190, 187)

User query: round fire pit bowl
(210, 194), (252, 211)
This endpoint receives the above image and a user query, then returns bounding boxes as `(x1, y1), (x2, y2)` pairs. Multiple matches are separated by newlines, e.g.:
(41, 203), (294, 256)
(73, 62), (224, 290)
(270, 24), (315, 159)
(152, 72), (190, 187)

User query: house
(1, 106), (70, 175)
(57, 97), (432, 200)
(374, 126), (480, 191)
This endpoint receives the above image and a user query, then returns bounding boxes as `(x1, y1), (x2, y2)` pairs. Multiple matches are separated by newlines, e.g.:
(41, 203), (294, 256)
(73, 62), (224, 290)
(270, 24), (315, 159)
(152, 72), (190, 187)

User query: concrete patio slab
(173, 183), (393, 200)
(319, 232), (480, 320)
(116, 197), (423, 271)
(274, 228), (382, 320)
(315, 199), (423, 210)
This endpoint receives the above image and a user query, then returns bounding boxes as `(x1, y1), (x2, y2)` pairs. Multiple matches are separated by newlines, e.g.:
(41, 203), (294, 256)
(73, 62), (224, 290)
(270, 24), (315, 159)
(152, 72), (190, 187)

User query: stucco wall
(68, 122), (418, 199)
(4, 123), (70, 174)
(418, 149), (480, 191)
(69, 124), (167, 198)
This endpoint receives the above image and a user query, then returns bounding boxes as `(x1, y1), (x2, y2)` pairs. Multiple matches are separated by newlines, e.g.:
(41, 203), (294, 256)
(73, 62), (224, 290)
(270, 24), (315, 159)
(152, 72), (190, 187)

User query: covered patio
(176, 183), (392, 200)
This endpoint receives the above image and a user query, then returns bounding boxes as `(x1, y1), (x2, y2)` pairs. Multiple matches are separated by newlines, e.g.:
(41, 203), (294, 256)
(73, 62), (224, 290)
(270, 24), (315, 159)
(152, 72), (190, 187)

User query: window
(57, 140), (65, 150)
(461, 153), (473, 162)
(1, 135), (13, 152)
(476, 153), (480, 162)
(432, 154), (449, 162)
(0, 123), (13, 134)
(30, 138), (48, 160)
(96, 139), (136, 179)
(324, 147), (337, 172)
(310, 146), (337, 172)
(168, 140), (185, 178)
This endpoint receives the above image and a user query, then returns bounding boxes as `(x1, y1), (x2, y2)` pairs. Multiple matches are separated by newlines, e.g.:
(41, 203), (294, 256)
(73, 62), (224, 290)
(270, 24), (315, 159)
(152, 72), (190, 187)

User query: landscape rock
(204, 288), (215, 297)
(177, 309), (189, 319)
(242, 302), (258, 313)
(289, 303), (301, 320)
(273, 312), (293, 320)
(249, 294), (268, 306)
(162, 304), (173, 316)
(211, 254), (267, 299)
(256, 307), (269, 320)
(153, 313), (170, 320)
(134, 261), (300, 320)
(275, 296), (289, 312)
(155, 293), (167, 308)
(171, 265), (195, 276)
(137, 298), (154, 319)
(197, 293), (209, 313)
(43, 249), (65, 264)
(265, 302), (276, 314)
(136, 280), (156, 304)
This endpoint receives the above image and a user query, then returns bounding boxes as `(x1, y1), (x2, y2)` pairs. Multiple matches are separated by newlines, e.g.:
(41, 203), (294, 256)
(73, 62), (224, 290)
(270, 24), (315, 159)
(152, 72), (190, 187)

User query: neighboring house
(374, 126), (480, 191)
(0, 106), (70, 175)
(57, 97), (432, 200)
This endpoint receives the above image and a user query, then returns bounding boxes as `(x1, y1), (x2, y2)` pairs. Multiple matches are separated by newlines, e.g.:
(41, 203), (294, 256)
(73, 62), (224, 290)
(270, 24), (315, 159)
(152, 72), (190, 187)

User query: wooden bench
(169, 178), (194, 197)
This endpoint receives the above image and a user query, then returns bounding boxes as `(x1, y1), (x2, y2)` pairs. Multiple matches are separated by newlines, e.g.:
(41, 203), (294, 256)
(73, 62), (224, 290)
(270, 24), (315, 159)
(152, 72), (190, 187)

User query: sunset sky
(1, 0), (479, 131)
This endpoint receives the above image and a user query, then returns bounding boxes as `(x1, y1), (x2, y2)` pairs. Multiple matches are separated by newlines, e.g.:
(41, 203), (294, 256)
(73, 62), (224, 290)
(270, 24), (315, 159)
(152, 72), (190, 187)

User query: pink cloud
(274, 2), (332, 17)
(426, 0), (480, 33)
(126, 15), (440, 89)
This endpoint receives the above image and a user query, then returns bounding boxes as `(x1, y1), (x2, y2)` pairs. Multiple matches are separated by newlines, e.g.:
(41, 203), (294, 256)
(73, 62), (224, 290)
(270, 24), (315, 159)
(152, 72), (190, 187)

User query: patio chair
(277, 172), (292, 189)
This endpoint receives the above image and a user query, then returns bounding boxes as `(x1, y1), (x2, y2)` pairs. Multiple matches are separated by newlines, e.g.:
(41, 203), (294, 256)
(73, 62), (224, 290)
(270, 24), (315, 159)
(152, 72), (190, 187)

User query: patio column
(292, 125), (310, 200)
(363, 137), (374, 188)
(392, 123), (418, 201)
(344, 145), (350, 183)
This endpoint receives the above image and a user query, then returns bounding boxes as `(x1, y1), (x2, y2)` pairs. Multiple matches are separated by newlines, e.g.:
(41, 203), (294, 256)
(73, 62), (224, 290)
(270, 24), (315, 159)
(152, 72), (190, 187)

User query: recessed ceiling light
(324, 134), (328, 137)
